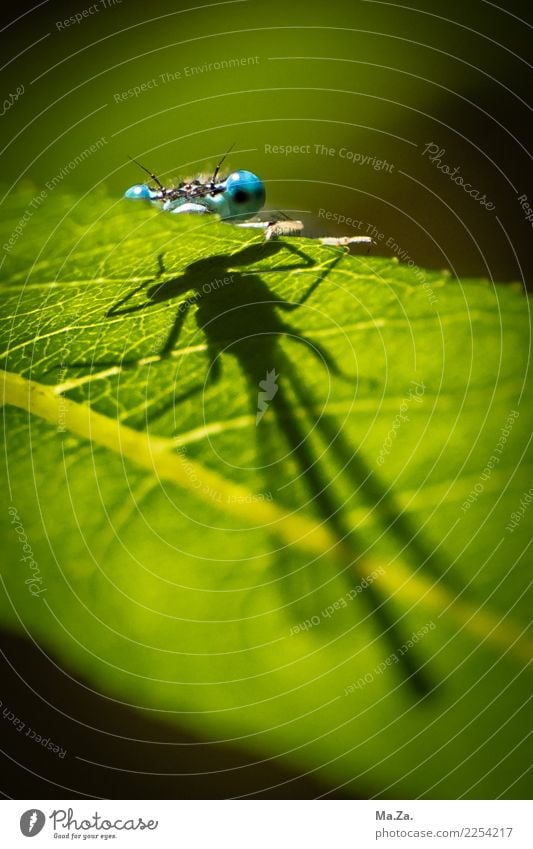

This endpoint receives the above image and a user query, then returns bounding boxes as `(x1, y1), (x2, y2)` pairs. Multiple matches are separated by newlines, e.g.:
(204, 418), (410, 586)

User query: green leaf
(1, 188), (531, 798)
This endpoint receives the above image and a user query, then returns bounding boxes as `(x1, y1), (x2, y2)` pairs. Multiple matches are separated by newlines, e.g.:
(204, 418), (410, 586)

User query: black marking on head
(233, 189), (249, 203)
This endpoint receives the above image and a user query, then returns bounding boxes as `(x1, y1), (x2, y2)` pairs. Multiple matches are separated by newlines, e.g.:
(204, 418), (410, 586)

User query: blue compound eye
(223, 170), (265, 219)
(124, 184), (156, 200)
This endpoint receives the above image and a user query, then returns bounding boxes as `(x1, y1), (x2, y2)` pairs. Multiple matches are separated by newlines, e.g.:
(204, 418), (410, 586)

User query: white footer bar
(1, 800), (530, 848)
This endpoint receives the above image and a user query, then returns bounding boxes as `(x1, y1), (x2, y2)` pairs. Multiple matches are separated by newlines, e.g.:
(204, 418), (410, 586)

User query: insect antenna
(128, 155), (164, 191)
(211, 142), (236, 182)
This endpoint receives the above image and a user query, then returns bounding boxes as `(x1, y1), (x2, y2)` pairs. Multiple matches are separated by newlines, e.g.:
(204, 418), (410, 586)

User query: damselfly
(125, 150), (372, 247)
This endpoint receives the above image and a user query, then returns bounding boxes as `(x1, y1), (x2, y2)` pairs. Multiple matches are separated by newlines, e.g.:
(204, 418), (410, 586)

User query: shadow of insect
(96, 242), (449, 696)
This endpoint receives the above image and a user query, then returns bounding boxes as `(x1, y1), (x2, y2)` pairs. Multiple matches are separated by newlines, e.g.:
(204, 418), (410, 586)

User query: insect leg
(237, 219), (372, 247)
(318, 235), (373, 248)
(233, 220), (305, 239)
(234, 221), (270, 230)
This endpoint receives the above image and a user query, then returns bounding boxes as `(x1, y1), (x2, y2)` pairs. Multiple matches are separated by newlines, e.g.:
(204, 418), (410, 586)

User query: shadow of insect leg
(278, 248), (346, 310)
(270, 371), (433, 697)
(280, 329), (354, 381)
(279, 353), (460, 594)
(106, 254), (166, 318)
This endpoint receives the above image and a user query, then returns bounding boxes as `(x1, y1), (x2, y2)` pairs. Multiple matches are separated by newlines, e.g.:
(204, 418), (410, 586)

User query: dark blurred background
(0, 630), (356, 798)
(1, 0), (532, 798)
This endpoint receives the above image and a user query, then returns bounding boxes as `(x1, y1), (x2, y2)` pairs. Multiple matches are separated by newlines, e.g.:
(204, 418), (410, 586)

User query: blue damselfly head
(218, 170), (266, 220)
